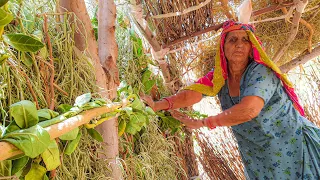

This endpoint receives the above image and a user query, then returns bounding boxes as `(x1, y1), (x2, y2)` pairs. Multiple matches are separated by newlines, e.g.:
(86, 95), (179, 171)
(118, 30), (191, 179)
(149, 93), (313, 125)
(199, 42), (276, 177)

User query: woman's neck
(228, 62), (248, 82)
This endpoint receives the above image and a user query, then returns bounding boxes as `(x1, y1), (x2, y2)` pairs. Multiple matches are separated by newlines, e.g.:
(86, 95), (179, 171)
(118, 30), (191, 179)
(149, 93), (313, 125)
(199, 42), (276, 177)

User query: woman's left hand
(170, 110), (204, 129)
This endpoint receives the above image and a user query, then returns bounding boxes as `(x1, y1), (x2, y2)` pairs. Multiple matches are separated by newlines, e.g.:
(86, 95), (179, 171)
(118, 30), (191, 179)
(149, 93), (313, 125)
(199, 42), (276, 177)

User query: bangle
(163, 97), (173, 110)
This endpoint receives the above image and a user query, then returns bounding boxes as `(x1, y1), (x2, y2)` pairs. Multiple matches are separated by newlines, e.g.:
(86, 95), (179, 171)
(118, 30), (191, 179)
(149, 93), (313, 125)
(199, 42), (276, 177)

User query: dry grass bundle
(120, 118), (187, 180)
(195, 128), (245, 180)
(56, 129), (113, 180)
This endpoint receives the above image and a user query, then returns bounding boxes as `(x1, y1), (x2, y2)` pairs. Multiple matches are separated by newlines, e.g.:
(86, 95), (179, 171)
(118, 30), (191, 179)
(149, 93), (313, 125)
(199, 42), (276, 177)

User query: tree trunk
(59, 0), (121, 178)
(59, 0), (108, 98)
(95, 0), (121, 179)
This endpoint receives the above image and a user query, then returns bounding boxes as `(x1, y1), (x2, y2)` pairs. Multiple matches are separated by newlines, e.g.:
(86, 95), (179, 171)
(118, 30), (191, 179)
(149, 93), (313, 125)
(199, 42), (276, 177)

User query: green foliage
(41, 140), (60, 171)
(3, 34), (45, 52)
(156, 111), (181, 134)
(2, 125), (50, 158)
(116, 83), (152, 136)
(11, 156), (29, 175)
(0, 0), (9, 7)
(0, 160), (11, 177)
(141, 68), (156, 94)
(37, 108), (59, 121)
(3, 121), (20, 134)
(57, 104), (72, 114)
(64, 132), (82, 155)
(125, 112), (147, 135)
(0, 8), (13, 26)
(86, 128), (103, 142)
(25, 163), (46, 180)
(59, 127), (79, 140)
(10, 100), (39, 128)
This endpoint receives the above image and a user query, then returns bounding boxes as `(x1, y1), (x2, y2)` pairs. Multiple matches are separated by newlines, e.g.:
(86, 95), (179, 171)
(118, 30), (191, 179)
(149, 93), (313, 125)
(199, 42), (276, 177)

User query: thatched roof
(131, 0), (320, 79)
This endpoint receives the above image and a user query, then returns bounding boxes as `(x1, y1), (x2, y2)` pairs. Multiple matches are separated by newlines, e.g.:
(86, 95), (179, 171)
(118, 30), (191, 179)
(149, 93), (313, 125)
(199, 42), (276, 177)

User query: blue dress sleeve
(242, 64), (279, 105)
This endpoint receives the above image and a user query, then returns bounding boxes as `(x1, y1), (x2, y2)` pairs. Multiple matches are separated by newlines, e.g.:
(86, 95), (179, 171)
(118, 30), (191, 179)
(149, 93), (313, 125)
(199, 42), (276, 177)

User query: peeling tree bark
(95, 0), (122, 179)
(280, 45), (320, 73)
(60, 0), (121, 178)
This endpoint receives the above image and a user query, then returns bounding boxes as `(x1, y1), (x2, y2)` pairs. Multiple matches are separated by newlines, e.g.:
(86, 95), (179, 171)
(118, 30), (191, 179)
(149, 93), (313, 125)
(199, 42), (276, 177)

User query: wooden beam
(0, 103), (121, 162)
(162, 23), (223, 49)
(280, 45), (320, 73)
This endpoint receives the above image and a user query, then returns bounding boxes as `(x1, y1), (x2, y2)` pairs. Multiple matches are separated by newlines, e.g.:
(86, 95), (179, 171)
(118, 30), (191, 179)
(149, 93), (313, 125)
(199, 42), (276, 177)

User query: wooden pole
(0, 103), (121, 161)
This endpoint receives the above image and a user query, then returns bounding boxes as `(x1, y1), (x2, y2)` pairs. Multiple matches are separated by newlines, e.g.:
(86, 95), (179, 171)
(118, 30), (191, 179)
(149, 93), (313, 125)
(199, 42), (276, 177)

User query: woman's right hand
(140, 94), (156, 111)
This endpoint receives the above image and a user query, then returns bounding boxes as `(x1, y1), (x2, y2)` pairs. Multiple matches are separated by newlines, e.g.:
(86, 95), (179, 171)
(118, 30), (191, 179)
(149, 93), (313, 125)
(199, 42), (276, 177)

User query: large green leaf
(2, 125), (51, 158)
(4, 121), (20, 135)
(0, 0), (9, 7)
(0, 8), (13, 26)
(143, 80), (156, 94)
(64, 132), (81, 155)
(0, 160), (11, 177)
(0, 53), (9, 65)
(41, 140), (60, 171)
(74, 93), (91, 107)
(87, 128), (103, 142)
(81, 102), (101, 110)
(57, 104), (72, 113)
(25, 163), (46, 180)
(37, 115), (67, 128)
(59, 127), (79, 140)
(145, 107), (155, 115)
(131, 95), (145, 111)
(3, 34), (45, 52)
(11, 156), (29, 175)
(37, 109), (59, 121)
(125, 112), (147, 135)
(141, 69), (152, 84)
(10, 100), (39, 129)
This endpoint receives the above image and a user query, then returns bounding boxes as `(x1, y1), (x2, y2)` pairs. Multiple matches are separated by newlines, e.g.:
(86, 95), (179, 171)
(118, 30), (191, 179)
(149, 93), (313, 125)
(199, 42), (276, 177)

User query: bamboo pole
(0, 103), (121, 161)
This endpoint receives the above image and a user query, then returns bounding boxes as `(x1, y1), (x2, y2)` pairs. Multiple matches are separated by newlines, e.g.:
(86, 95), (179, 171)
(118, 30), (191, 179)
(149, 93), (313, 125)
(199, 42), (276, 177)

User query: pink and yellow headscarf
(184, 20), (305, 116)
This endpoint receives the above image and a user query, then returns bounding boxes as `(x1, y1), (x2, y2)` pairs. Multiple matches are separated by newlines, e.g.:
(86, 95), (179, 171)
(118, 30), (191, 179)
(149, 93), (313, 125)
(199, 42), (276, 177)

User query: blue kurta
(218, 61), (320, 179)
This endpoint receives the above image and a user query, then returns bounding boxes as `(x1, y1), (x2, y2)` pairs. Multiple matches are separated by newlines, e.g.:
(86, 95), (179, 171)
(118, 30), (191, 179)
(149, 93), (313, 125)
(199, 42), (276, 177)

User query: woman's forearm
(154, 90), (202, 111)
(206, 102), (261, 127)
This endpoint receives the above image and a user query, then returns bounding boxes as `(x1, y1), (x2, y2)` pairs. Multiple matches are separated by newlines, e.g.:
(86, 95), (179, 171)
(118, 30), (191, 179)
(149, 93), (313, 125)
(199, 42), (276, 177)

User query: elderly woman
(143, 20), (320, 179)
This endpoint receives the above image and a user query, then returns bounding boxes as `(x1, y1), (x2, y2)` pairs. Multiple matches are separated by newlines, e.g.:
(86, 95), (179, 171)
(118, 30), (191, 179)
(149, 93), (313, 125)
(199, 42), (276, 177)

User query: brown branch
(7, 61), (40, 109)
(53, 83), (68, 96)
(298, 19), (314, 53)
(43, 15), (55, 110)
(220, 0), (234, 19)
(280, 45), (320, 73)
(252, 1), (294, 17)
(280, 5), (314, 54)
(162, 23), (223, 49)
(273, 0), (308, 63)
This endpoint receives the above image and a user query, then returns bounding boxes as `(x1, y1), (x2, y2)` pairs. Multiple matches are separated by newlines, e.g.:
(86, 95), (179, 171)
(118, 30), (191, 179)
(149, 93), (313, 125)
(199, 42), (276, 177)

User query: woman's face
(223, 30), (252, 64)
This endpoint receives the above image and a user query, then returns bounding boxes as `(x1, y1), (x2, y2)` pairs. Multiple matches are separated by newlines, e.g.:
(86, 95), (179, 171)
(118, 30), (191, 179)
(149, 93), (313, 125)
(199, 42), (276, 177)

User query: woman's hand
(170, 110), (204, 129)
(140, 94), (156, 111)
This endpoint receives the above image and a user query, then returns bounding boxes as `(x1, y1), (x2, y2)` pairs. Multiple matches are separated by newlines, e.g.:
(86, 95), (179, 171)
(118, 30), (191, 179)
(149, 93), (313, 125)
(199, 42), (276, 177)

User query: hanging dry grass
(195, 128), (245, 180)
(120, 118), (187, 180)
